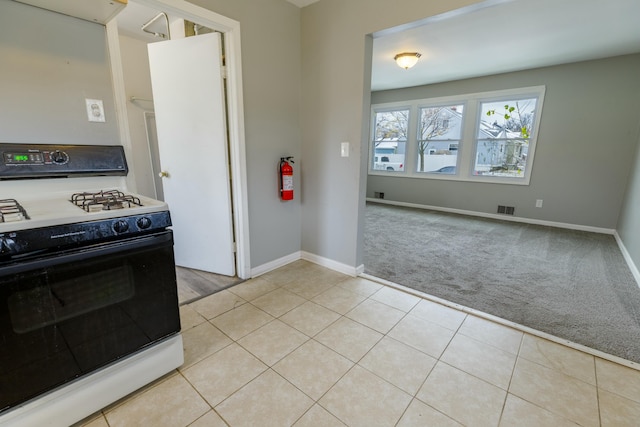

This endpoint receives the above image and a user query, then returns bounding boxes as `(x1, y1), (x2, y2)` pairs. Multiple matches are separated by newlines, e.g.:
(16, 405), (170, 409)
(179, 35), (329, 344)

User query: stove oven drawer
(0, 230), (181, 414)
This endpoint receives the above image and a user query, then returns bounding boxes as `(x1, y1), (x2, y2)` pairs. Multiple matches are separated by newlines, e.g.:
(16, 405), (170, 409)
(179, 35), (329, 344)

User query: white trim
(107, 0), (251, 279)
(251, 251), (363, 278)
(301, 251), (361, 277)
(0, 335), (183, 427)
(366, 198), (616, 235)
(360, 273), (640, 371)
(614, 231), (640, 288)
(251, 251), (302, 278)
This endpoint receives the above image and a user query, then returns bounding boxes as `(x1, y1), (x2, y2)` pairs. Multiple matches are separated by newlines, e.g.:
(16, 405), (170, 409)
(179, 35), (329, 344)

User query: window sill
(367, 170), (531, 185)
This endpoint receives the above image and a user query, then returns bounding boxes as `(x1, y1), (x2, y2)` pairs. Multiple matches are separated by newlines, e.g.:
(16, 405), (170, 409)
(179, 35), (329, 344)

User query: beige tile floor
(79, 260), (640, 427)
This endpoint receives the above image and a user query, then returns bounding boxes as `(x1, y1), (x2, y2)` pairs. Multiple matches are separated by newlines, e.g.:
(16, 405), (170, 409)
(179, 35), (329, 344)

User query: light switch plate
(86, 99), (106, 122)
(341, 141), (349, 157)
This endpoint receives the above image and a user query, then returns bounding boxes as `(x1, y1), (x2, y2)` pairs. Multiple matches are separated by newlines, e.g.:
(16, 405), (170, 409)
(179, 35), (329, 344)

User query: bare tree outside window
(374, 110), (409, 145)
(417, 105), (463, 173)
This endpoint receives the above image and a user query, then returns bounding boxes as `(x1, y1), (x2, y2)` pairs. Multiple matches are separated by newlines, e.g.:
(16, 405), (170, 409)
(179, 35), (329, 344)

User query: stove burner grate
(70, 190), (143, 212)
(0, 199), (30, 222)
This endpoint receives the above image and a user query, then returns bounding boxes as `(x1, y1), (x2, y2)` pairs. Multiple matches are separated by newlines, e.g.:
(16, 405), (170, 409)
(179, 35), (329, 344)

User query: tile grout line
(97, 264), (632, 427)
(496, 332), (526, 427)
(180, 266), (632, 426)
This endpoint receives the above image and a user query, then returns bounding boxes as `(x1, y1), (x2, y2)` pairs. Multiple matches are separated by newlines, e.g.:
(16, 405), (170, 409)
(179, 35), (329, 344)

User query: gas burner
(70, 190), (143, 213)
(0, 199), (29, 223)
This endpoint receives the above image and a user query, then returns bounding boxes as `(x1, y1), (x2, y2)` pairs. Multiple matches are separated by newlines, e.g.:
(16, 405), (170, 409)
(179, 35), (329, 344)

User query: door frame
(106, 0), (251, 279)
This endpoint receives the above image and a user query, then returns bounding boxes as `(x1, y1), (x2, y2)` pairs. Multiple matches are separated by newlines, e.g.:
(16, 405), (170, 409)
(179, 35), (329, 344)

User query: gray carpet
(364, 202), (640, 363)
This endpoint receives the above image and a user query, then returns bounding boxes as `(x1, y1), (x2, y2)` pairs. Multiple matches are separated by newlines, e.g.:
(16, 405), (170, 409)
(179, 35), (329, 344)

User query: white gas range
(0, 143), (183, 427)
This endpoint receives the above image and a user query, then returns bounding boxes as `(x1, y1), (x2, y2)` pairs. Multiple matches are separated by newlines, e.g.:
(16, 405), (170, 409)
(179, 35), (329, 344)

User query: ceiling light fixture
(394, 52), (421, 70)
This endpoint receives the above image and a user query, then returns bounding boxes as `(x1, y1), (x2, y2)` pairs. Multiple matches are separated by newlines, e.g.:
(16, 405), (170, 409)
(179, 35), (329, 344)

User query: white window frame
(368, 86), (546, 185)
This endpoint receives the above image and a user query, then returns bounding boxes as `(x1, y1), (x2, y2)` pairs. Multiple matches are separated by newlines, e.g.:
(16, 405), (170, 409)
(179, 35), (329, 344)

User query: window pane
(372, 109), (408, 172)
(374, 110), (409, 140)
(373, 141), (406, 171)
(475, 99), (536, 177)
(417, 105), (463, 173)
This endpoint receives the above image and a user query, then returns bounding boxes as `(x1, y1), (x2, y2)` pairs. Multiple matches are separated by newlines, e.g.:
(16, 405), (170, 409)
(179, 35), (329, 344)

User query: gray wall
(13, 0), (634, 275)
(300, 0), (483, 269)
(368, 54), (640, 229)
(618, 128), (640, 273)
(1, 0), (303, 271)
(191, 0), (303, 268)
(0, 1), (119, 145)
(118, 34), (157, 199)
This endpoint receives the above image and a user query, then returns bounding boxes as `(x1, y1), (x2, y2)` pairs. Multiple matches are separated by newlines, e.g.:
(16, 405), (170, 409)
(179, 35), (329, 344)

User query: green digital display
(14, 155), (29, 162)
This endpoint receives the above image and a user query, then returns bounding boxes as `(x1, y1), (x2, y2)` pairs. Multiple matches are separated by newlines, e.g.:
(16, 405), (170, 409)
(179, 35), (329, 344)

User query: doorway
(107, 0), (251, 279)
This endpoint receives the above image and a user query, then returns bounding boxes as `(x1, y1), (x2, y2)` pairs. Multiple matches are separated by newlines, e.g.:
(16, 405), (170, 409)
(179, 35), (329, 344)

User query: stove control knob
(0, 237), (16, 255)
(113, 220), (129, 233)
(51, 150), (69, 164)
(137, 217), (152, 230)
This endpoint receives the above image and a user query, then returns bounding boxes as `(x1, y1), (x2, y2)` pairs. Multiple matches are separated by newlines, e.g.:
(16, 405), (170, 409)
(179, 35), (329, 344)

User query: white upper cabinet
(14, 0), (127, 24)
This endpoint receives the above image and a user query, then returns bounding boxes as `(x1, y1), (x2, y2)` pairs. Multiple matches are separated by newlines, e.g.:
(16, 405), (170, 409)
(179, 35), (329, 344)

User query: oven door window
(9, 265), (135, 333)
(0, 231), (180, 412)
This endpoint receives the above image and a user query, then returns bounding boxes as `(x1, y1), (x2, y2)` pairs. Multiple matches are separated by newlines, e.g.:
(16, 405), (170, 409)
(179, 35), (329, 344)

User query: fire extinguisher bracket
(279, 157), (294, 201)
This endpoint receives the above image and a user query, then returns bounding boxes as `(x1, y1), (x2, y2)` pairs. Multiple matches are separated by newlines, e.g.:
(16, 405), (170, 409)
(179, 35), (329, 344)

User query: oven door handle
(0, 230), (173, 276)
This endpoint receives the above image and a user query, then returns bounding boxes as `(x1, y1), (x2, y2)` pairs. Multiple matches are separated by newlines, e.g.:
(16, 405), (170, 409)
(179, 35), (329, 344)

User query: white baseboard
(250, 251), (302, 277)
(614, 231), (640, 289)
(301, 251), (361, 277)
(250, 251), (361, 278)
(366, 198), (616, 235)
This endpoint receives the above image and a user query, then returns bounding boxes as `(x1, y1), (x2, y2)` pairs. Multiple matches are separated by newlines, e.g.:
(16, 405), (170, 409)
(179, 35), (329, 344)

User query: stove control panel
(2, 150), (69, 166)
(0, 143), (127, 179)
(0, 211), (171, 259)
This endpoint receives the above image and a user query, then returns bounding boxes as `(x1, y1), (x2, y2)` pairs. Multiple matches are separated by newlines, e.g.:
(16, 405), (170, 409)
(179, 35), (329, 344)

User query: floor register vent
(497, 205), (515, 215)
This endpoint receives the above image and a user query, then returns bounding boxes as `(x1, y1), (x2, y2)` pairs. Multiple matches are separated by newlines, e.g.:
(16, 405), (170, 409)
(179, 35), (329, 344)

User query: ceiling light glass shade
(394, 52), (421, 69)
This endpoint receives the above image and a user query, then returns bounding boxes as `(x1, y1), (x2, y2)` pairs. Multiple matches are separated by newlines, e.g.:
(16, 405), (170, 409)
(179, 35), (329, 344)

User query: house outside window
(416, 104), (464, 174)
(474, 98), (538, 178)
(369, 86), (545, 185)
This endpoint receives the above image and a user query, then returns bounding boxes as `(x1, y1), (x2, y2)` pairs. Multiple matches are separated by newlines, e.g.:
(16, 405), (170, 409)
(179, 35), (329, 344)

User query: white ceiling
(117, 0), (640, 91)
(371, 0), (640, 91)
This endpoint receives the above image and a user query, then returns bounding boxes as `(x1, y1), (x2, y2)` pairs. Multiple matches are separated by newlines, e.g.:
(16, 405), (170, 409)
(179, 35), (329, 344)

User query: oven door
(0, 230), (181, 414)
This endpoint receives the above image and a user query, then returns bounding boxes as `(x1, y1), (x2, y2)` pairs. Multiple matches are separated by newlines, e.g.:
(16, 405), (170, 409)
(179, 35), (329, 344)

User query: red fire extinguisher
(279, 157), (294, 201)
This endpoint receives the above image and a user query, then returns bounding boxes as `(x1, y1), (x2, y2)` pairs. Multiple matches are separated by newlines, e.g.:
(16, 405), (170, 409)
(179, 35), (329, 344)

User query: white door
(148, 32), (235, 276)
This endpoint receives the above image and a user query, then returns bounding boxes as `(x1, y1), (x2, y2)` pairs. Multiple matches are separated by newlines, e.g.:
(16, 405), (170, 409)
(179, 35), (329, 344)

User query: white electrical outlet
(536, 199), (543, 208)
(86, 99), (106, 122)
